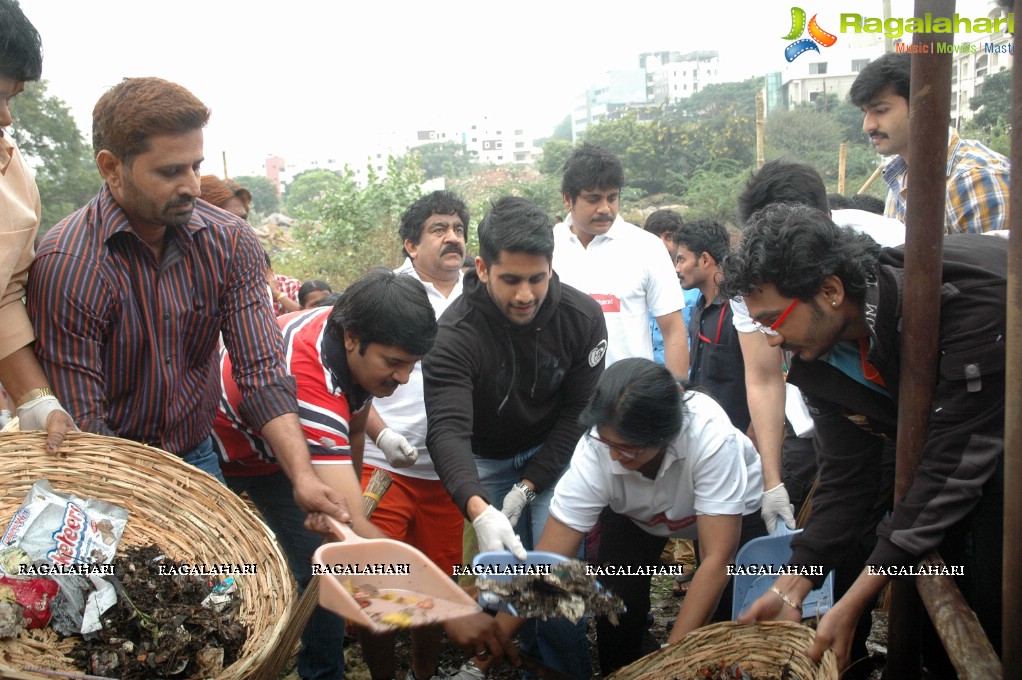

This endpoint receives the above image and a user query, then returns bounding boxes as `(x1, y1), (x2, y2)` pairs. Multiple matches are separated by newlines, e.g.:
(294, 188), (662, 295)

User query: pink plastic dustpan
(314, 516), (481, 633)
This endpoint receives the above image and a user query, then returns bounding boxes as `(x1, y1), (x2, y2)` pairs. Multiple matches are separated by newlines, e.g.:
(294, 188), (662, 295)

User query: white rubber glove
(472, 505), (527, 559)
(374, 427), (418, 468)
(761, 483), (797, 533)
(500, 484), (531, 528)
(17, 395), (75, 432)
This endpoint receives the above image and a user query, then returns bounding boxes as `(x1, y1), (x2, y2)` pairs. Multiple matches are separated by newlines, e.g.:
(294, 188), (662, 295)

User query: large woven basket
(0, 431), (295, 679)
(606, 621), (838, 680)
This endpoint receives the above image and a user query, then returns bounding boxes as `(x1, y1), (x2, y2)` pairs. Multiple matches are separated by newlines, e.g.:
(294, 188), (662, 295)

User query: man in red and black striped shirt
(27, 77), (348, 526)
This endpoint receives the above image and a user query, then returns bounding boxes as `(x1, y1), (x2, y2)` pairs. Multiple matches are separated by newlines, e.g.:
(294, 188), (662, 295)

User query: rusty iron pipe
(885, 2), (955, 676)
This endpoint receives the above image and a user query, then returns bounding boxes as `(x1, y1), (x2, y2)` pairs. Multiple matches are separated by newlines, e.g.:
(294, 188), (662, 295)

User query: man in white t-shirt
(553, 143), (688, 377)
(361, 191), (470, 680)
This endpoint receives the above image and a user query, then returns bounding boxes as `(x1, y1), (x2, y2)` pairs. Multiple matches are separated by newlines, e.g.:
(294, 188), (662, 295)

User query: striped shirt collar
(96, 183), (210, 245)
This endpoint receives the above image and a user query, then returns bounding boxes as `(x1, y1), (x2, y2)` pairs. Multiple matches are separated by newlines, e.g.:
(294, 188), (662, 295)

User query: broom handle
(253, 468), (394, 680)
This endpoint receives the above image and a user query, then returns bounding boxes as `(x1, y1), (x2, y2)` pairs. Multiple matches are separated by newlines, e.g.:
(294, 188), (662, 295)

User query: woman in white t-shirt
(498, 358), (765, 675)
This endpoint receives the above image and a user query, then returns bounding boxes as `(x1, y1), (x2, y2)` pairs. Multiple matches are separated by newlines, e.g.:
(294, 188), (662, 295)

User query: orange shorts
(361, 464), (464, 576)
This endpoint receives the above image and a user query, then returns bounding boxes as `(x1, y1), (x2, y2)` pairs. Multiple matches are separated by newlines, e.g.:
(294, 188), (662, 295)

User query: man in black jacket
(424, 196), (607, 680)
(727, 204), (1005, 676)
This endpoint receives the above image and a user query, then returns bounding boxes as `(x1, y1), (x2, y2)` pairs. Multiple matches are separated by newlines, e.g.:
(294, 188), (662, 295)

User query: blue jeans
(226, 470), (345, 680)
(475, 446), (590, 680)
(180, 437), (226, 484)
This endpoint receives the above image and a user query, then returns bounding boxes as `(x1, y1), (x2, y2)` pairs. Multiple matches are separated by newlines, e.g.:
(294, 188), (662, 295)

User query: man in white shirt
(552, 143), (688, 377)
(361, 191), (470, 680)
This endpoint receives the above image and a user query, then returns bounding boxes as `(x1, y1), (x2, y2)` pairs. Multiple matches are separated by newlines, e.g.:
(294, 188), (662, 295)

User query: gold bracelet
(770, 585), (802, 612)
(16, 387), (55, 408)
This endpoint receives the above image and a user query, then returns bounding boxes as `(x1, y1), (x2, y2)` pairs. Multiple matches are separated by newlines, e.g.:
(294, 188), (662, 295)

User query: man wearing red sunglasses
(724, 203), (1006, 677)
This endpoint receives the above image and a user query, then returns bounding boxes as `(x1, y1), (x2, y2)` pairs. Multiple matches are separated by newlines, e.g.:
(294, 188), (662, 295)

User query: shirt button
(163, 312), (170, 320)
(165, 355), (172, 363)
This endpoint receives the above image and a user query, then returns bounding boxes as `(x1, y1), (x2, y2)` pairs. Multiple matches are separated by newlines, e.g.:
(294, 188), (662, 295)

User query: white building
(947, 5), (1014, 126)
(774, 42), (884, 111)
(571, 67), (649, 141)
(648, 51), (721, 105)
(410, 118), (540, 166)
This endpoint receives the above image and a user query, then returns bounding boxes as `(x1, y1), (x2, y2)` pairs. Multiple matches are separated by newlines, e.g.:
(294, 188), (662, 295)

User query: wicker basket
(0, 431), (296, 679)
(606, 621), (838, 680)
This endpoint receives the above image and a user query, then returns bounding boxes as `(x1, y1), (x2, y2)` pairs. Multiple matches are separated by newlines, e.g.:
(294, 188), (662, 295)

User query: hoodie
(423, 269), (607, 514)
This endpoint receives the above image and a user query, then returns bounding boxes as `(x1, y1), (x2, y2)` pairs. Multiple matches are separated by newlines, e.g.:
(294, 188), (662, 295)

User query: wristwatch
(513, 481), (538, 503)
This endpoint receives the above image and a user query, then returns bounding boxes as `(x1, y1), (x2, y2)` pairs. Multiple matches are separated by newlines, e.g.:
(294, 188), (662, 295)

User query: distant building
(947, 5), (1013, 127)
(264, 155), (286, 198)
(570, 51), (722, 141)
(648, 51), (721, 105)
(410, 118), (539, 166)
(570, 67), (655, 141)
(772, 44), (884, 112)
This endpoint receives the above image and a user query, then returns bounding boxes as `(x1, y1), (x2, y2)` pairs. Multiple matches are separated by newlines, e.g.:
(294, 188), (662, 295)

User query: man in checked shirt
(27, 77), (349, 530)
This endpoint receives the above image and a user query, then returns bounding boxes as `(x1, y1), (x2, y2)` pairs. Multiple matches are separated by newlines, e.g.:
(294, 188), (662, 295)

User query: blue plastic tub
(731, 525), (835, 620)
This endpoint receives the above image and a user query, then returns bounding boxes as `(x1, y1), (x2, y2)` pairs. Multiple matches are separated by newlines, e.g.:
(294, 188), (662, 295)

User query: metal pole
(1003, 0), (1022, 669)
(885, 1), (955, 676)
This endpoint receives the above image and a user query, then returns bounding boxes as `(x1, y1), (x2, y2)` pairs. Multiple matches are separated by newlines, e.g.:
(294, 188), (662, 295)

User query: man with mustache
(28, 79), (350, 526)
(424, 197), (607, 680)
(552, 143), (687, 377)
(357, 191), (474, 680)
(727, 204), (1006, 677)
(850, 52), (1009, 234)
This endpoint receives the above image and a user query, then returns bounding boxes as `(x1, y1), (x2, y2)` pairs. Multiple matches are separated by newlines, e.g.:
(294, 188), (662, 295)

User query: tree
(962, 68), (1011, 156)
(551, 115), (573, 141)
(670, 77), (762, 121)
(285, 169), (347, 215)
(537, 139), (572, 176)
(233, 174), (280, 216)
(583, 113), (665, 194)
(765, 109), (842, 179)
(10, 81), (103, 232)
(681, 159), (749, 224)
(411, 141), (474, 180)
(968, 68), (1011, 130)
(278, 155), (425, 288)
(804, 93), (869, 146)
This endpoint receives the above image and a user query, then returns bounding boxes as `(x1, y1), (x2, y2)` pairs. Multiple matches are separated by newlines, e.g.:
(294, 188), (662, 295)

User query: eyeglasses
(752, 298), (799, 337)
(586, 432), (651, 461)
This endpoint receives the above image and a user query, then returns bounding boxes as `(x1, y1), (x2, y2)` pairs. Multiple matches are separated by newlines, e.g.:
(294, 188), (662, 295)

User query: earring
(831, 301), (837, 307)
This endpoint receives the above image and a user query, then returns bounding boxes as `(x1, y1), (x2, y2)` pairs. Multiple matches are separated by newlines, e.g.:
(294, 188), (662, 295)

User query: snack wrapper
(0, 479), (128, 566)
(1, 480), (129, 634)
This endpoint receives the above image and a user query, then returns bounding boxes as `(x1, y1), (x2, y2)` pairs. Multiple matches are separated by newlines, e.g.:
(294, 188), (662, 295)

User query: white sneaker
(446, 661), (486, 680)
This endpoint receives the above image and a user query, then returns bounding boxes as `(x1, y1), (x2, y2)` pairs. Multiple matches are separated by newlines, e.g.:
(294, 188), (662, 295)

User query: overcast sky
(19, 0), (996, 177)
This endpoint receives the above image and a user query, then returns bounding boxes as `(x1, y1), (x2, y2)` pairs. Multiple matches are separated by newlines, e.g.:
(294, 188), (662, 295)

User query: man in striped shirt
(27, 77), (348, 528)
